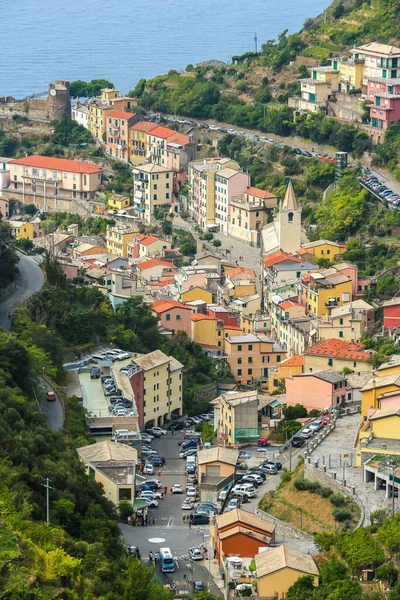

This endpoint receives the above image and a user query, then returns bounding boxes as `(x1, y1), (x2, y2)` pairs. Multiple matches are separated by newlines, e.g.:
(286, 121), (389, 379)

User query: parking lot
(360, 167), (400, 209)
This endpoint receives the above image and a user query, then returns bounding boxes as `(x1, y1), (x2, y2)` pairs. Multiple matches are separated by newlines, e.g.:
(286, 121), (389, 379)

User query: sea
(1, 0), (331, 98)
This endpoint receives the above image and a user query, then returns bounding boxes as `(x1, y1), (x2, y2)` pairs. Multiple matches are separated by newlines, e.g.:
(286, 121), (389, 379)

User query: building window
(248, 368), (252, 375)
(176, 314), (181, 320)
(262, 356), (270, 363)
(237, 345), (242, 351)
(339, 318), (343, 325)
(166, 314), (171, 321)
(288, 212), (294, 222)
(339, 331), (343, 338)
(277, 355), (281, 363)
(238, 369), (242, 376)
(248, 344), (252, 351)
(238, 358), (242, 365)
(248, 357), (253, 363)
(328, 358), (333, 367)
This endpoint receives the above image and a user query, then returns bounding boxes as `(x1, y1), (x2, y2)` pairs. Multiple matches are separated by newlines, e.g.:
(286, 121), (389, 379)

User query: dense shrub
(330, 494), (347, 507)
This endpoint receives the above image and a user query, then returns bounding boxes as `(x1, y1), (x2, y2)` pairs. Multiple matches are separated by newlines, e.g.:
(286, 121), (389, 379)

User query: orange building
(211, 509), (276, 566)
(197, 446), (238, 483)
(225, 334), (285, 386)
(152, 299), (192, 337)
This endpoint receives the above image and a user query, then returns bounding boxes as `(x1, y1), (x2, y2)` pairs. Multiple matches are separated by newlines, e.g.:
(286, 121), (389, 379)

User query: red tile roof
(140, 235), (167, 246)
(264, 251), (301, 268)
(280, 355), (304, 367)
(131, 121), (158, 133)
(167, 131), (191, 146)
(107, 110), (137, 120)
(246, 186), (278, 199)
(152, 300), (191, 313)
(148, 125), (176, 139)
(304, 339), (370, 361)
(10, 155), (102, 174)
(280, 300), (302, 309)
(224, 325), (242, 331)
(137, 259), (175, 271)
(191, 314), (216, 322)
(226, 266), (255, 278)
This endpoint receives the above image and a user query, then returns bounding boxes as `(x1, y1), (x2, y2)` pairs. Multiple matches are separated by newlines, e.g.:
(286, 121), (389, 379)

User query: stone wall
(328, 92), (363, 123)
(193, 382), (218, 403)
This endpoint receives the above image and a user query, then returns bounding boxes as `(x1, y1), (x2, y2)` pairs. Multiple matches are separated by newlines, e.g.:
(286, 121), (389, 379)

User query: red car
(321, 414), (331, 425)
(46, 391), (56, 402)
(257, 438), (270, 447)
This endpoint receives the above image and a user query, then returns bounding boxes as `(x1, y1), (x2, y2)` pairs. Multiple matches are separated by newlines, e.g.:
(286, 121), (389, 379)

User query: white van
(186, 455), (197, 467)
(112, 429), (139, 444)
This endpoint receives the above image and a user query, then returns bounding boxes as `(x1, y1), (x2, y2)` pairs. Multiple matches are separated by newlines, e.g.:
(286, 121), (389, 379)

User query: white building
(71, 101), (89, 129)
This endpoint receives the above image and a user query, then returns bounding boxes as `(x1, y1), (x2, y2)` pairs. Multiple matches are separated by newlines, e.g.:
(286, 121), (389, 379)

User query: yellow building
(241, 313), (270, 335)
(268, 355), (304, 393)
(88, 89), (135, 140)
(318, 299), (374, 343)
(255, 545), (319, 598)
(215, 390), (259, 445)
(300, 239), (347, 262)
(8, 220), (34, 240)
(133, 349), (183, 426)
(377, 358), (400, 378)
(191, 314), (222, 349)
(304, 338), (371, 375)
(332, 56), (364, 92)
(297, 66), (339, 112)
(180, 286), (213, 304)
(361, 375), (400, 418)
(228, 187), (278, 244)
(299, 271), (353, 318)
(107, 195), (131, 211)
(132, 163), (173, 224)
(77, 441), (138, 507)
(106, 224), (137, 257)
(129, 121), (158, 165)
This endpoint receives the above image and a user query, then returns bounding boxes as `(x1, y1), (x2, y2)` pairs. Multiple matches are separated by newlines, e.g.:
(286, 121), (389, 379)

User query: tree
(119, 500), (134, 520)
(70, 78), (114, 97)
(180, 237), (196, 256)
(286, 575), (316, 600)
(0, 218), (19, 286)
(283, 404), (307, 420)
(122, 558), (171, 600)
(376, 514), (400, 554)
(319, 557), (348, 584)
(41, 251), (66, 287)
(162, 220), (173, 236)
(376, 274), (399, 299)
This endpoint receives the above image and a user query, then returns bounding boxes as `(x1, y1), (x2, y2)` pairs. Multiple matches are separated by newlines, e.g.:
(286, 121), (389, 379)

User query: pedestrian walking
(154, 552), (159, 566)
(152, 516), (156, 525)
(164, 485), (168, 496)
(182, 514), (186, 523)
(188, 516), (192, 530)
(171, 428), (174, 436)
(197, 525), (201, 534)
(149, 551), (153, 564)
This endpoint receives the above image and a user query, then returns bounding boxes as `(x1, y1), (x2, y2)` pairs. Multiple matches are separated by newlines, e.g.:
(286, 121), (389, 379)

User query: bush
(333, 508), (352, 522)
(330, 494), (347, 507)
(320, 487), (333, 498)
(280, 469), (294, 484)
(294, 478), (307, 491)
(213, 239), (222, 247)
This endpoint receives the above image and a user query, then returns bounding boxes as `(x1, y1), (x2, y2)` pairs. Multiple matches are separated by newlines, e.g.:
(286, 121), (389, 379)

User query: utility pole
(254, 33), (258, 53)
(289, 442), (292, 472)
(40, 478), (53, 525)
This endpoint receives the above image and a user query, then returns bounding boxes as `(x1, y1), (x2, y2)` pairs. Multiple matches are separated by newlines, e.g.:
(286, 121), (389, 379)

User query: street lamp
(296, 507), (303, 530)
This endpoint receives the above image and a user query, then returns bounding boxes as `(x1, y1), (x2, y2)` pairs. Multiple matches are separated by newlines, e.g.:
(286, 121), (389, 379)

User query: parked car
(248, 470), (267, 481)
(143, 464), (154, 475)
(182, 498), (195, 510)
(242, 473), (264, 485)
(169, 421), (184, 431)
(231, 490), (249, 502)
(263, 460), (282, 471)
(141, 497), (159, 508)
(138, 489), (162, 500)
(46, 391), (56, 402)
(140, 433), (154, 443)
(299, 428), (314, 439)
(232, 484), (257, 497)
(152, 427), (167, 436)
(188, 547), (203, 561)
(186, 486), (197, 498)
(310, 420), (323, 432)
(180, 448), (198, 459)
(189, 513), (210, 525)
(257, 438), (271, 447)
(114, 400), (133, 409)
(196, 502), (218, 514)
(260, 464), (278, 475)
(224, 498), (241, 512)
(90, 367), (100, 379)
(147, 456), (165, 467)
(145, 479), (162, 489)
(171, 484), (183, 494)
(218, 489), (229, 501)
(291, 436), (305, 448)
(187, 474), (198, 485)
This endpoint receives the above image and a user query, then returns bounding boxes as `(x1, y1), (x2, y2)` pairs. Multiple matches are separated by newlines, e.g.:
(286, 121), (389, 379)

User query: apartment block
(5, 155), (102, 211)
(296, 66), (339, 112)
(367, 78), (400, 141)
(132, 163), (174, 223)
(228, 187), (278, 244)
(350, 42), (400, 89)
(88, 88), (136, 140)
(214, 168), (250, 235)
(105, 110), (140, 161)
(106, 224), (137, 257)
(331, 56), (364, 92)
(129, 121), (158, 165)
(298, 267), (353, 317)
(215, 390), (260, 445)
(225, 334), (285, 386)
(318, 299), (374, 342)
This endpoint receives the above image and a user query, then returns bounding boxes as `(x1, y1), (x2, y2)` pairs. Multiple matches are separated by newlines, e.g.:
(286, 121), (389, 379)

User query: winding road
(0, 253), (44, 331)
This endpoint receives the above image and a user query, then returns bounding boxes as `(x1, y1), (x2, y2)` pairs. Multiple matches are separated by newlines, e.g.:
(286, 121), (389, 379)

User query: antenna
(254, 33), (258, 53)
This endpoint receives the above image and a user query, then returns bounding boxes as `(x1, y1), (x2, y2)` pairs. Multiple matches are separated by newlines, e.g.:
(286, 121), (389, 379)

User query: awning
(270, 400), (281, 408)
(134, 499), (148, 510)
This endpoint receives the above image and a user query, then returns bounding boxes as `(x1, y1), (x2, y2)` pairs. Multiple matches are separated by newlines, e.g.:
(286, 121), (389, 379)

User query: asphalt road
(0, 253), (44, 331)
(120, 430), (221, 595)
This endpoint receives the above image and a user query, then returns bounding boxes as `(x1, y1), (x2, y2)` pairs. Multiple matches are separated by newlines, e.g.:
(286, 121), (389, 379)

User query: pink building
(286, 370), (348, 412)
(152, 299), (192, 337)
(334, 262), (359, 296)
(367, 79), (400, 142)
(215, 168), (251, 235)
(0, 199), (9, 219)
(174, 269), (207, 294)
(106, 110), (140, 162)
(147, 126), (195, 192)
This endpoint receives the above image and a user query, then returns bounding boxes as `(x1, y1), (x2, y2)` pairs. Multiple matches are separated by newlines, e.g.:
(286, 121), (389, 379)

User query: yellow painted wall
(10, 221), (34, 240)
(338, 61), (364, 90)
(306, 280), (353, 317)
(230, 283), (256, 298)
(108, 196), (131, 210)
(268, 363), (303, 393)
(372, 415), (400, 439)
(258, 569), (319, 598)
(304, 353), (370, 375)
(307, 242), (346, 261)
(361, 384), (400, 418)
(181, 288), (213, 304)
(140, 239), (171, 257)
(319, 312), (364, 342)
(106, 228), (136, 257)
(142, 361), (182, 425)
(191, 319), (220, 348)
(378, 364), (400, 378)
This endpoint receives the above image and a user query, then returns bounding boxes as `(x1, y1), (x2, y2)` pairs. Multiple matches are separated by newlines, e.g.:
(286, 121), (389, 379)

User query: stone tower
(278, 180), (302, 254)
(48, 80), (71, 120)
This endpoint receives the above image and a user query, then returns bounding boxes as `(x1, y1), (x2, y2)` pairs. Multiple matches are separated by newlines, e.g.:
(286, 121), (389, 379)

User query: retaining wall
(255, 508), (314, 542)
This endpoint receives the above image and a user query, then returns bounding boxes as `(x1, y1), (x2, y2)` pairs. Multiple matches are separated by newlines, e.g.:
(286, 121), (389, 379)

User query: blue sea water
(1, 0), (331, 98)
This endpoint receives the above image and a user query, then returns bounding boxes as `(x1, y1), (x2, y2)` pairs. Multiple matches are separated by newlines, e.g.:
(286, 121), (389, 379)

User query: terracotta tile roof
(131, 121), (158, 133)
(152, 299), (191, 313)
(279, 300), (302, 309)
(264, 250), (301, 268)
(191, 313), (216, 322)
(107, 110), (136, 120)
(10, 155), (102, 174)
(137, 259), (175, 271)
(304, 338), (370, 361)
(224, 325), (242, 331)
(167, 131), (191, 146)
(246, 186), (278, 199)
(148, 125), (176, 139)
(280, 355), (304, 367)
(215, 508), (275, 535)
(140, 235), (167, 246)
(226, 266), (255, 277)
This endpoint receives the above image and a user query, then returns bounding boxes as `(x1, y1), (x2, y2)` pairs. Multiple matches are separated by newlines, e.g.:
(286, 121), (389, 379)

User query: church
(261, 181), (309, 256)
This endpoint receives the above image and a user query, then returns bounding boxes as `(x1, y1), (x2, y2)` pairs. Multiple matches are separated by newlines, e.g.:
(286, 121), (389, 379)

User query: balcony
(325, 298), (338, 309)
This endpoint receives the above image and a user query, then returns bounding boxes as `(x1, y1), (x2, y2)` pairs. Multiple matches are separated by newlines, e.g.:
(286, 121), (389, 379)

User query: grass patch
(258, 464), (360, 535)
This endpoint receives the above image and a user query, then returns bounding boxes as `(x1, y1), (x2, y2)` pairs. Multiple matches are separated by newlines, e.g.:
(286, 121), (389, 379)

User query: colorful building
(215, 390), (259, 445)
(129, 121), (158, 165)
(225, 334), (285, 386)
(383, 298), (400, 330)
(360, 374), (400, 418)
(214, 168), (251, 235)
(105, 110), (140, 161)
(228, 187), (278, 244)
(179, 286), (213, 305)
(350, 42), (400, 89)
(6, 155), (102, 210)
(318, 299), (374, 342)
(127, 234), (172, 258)
(88, 88), (136, 140)
(152, 299), (192, 337)
(304, 338), (371, 374)
(107, 195), (131, 212)
(268, 354), (304, 393)
(298, 267), (353, 317)
(132, 163), (174, 223)
(255, 545), (318, 599)
(136, 259), (176, 283)
(105, 224), (137, 257)
(297, 66), (339, 112)
(367, 78), (400, 141)
(8, 220), (34, 240)
(300, 239), (347, 261)
(331, 56), (364, 92)
(286, 370), (348, 412)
